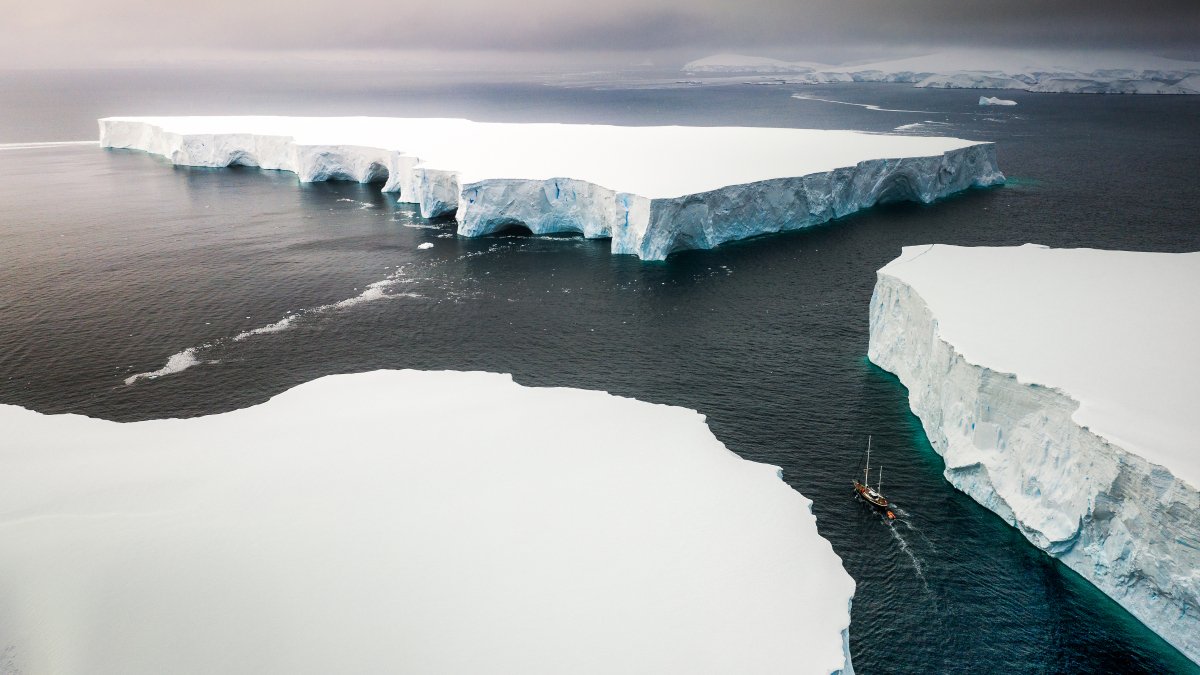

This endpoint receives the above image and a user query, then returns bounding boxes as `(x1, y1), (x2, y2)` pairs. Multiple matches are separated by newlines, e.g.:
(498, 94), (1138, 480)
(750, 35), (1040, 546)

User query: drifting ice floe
(100, 116), (1003, 261)
(978, 96), (1018, 106)
(868, 244), (1200, 664)
(0, 370), (855, 674)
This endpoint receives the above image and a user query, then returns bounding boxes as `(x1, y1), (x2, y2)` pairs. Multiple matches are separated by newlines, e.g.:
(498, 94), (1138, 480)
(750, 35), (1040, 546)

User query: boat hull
(853, 480), (889, 509)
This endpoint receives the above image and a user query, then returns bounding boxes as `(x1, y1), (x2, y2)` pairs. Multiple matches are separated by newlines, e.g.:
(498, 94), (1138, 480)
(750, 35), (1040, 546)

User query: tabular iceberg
(868, 245), (1200, 664)
(0, 369), (855, 674)
(978, 96), (1018, 106)
(99, 116), (1003, 261)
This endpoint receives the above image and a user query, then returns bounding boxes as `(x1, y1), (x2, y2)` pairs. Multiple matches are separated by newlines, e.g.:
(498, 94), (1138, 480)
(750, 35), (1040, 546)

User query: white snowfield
(0, 370), (855, 675)
(868, 245), (1200, 664)
(99, 116), (1002, 261)
(684, 50), (1200, 95)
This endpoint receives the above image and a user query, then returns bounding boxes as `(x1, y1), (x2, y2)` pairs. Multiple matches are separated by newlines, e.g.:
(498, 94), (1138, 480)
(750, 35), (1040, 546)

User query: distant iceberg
(978, 96), (1018, 106)
(0, 369), (856, 674)
(100, 116), (1003, 261)
(869, 244), (1200, 665)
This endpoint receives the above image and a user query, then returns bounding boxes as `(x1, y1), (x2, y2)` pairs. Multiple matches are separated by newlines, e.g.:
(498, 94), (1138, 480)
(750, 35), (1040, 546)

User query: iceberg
(868, 244), (1200, 664)
(0, 369), (855, 674)
(100, 116), (1003, 261)
(978, 96), (1018, 106)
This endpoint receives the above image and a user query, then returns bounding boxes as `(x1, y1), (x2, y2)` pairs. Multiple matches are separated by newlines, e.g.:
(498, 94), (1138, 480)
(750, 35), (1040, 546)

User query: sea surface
(2, 68), (1199, 673)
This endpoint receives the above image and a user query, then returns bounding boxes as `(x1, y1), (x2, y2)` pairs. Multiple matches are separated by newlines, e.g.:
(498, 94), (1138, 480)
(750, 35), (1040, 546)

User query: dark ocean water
(2, 69), (1199, 673)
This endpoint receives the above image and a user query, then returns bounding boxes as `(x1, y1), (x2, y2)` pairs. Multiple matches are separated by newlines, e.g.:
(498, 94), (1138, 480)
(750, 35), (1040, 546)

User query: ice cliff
(868, 245), (1200, 664)
(684, 50), (1200, 95)
(100, 116), (1002, 261)
(0, 369), (855, 674)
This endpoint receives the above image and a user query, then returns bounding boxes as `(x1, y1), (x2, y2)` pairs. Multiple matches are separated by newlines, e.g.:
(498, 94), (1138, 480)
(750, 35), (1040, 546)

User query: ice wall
(683, 51), (1200, 94)
(0, 369), (855, 674)
(100, 117), (1003, 261)
(868, 245), (1200, 664)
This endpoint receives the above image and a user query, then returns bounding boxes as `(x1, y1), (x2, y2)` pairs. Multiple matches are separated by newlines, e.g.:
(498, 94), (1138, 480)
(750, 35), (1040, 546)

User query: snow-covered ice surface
(868, 244), (1200, 664)
(684, 50), (1200, 95)
(0, 369), (855, 674)
(978, 96), (1018, 106)
(100, 116), (1002, 261)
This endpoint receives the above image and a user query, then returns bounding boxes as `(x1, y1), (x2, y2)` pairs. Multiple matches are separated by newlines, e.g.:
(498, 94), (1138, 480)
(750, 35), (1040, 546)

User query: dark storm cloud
(2, 0), (1197, 68)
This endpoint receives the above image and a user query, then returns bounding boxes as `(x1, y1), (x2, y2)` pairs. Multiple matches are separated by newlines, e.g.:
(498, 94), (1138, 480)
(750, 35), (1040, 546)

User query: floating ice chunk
(978, 96), (1018, 106)
(417, 242), (434, 250)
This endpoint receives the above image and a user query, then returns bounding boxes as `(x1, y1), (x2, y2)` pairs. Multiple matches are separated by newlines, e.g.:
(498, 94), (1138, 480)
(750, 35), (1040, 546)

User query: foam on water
(232, 315), (298, 342)
(791, 94), (944, 115)
(894, 121), (953, 132)
(127, 270), (422, 385)
(124, 346), (203, 384)
(0, 140), (98, 151)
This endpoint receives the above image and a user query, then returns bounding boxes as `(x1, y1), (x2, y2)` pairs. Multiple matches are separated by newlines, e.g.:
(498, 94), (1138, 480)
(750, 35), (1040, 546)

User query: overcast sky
(3, 0), (1198, 69)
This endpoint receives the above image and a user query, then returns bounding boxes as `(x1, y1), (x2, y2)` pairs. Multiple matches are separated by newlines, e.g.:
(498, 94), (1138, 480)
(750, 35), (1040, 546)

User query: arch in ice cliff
(363, 162), (389, 184)
(226, 150), (261, 168)
(872, 170), (923, 205)
(485, 220), (536, 236)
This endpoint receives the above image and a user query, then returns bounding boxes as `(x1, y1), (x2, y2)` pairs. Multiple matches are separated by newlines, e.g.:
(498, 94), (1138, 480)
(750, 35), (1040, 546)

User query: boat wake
(885, 513), (936, 604)
(889, 507), (939, 551)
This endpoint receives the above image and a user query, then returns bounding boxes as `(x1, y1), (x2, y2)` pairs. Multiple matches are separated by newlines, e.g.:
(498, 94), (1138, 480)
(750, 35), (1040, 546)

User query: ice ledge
(868, 246), (1200, 664)
(99, 116), (1002, 261)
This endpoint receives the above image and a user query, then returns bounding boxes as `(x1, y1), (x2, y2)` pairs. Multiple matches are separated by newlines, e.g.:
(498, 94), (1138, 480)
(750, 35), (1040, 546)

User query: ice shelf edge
(99, 118), (1003, 261)
(867, 269), (1200, 665)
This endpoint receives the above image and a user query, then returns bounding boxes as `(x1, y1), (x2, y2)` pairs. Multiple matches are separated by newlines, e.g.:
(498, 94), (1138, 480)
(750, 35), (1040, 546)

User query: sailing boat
(853, 436), (895, 519)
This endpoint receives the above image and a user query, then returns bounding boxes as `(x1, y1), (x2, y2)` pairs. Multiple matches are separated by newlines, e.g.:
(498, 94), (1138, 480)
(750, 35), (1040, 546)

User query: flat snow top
(881, 244), (1200, 488)
(104, 115), (984, 198)
(0, 370), (853, 675)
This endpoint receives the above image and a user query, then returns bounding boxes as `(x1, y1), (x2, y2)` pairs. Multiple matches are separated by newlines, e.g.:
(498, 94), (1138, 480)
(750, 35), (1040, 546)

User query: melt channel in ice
(0, 369), (855, 675)
(99, 116), (1003, 261)
(868, 244), (1200, 664)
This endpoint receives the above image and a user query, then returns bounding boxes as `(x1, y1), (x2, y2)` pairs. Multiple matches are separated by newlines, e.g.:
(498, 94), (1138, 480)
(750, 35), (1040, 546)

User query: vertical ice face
(0, 370), (855, 674)
(99, 117), (1003, 260)
(868, 245), (1200, 664)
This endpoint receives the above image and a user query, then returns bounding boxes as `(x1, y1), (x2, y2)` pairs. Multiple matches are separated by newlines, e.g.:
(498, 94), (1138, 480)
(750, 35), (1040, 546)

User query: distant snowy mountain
(683, 50), (1200, 94)
(682, 53), (821, 73)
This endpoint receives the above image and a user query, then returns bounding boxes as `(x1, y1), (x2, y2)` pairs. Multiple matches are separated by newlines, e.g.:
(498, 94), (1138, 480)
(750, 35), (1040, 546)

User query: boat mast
(878, 466), (883, 493)
(864, 436), (871, 485)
